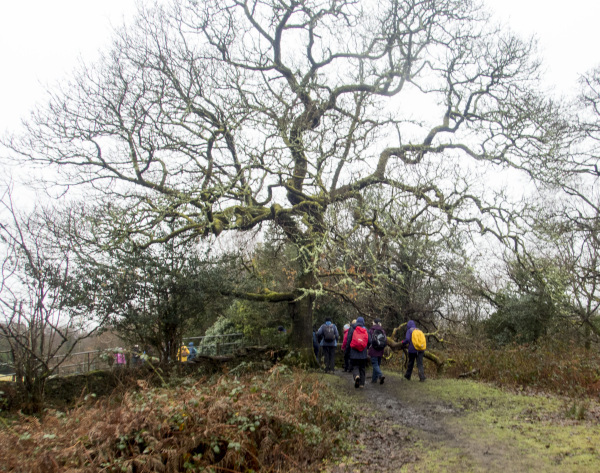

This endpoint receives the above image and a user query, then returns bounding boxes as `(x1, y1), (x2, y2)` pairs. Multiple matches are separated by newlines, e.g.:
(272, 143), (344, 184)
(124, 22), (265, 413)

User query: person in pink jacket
(114, 349), (125, 367)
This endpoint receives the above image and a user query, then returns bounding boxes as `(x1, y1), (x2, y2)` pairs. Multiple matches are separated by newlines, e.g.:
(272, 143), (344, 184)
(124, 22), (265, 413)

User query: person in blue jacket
(345, 317), (371, 388)
(401, 320), (426, 381)
(316, 317), (339, 373)
(187, 342), (197, 362)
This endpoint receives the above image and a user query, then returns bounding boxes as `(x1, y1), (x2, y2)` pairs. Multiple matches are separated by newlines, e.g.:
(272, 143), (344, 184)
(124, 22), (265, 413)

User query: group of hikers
(110, 345), (144, 367)
(111, 342), (199, 366)
(112, 322), (426, 384)
(313, 317), (426, 388)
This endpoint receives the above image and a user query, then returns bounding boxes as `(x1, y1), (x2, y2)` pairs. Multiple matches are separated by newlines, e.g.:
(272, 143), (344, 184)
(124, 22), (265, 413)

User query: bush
(446, 338), (600, 397)
(0, 367), (353, 472)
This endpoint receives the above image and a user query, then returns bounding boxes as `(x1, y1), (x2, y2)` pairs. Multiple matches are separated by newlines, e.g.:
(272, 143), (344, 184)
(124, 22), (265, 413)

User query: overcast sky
(0, 0), (137, 133)
(0, 0), (599, 134)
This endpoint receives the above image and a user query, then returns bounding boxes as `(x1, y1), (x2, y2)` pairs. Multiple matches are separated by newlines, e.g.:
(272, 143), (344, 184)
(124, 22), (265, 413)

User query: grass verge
(398, 378), (600, 472)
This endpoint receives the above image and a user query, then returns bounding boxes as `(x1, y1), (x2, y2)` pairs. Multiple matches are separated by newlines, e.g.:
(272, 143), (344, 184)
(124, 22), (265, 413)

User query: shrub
(446, 338), (600, 397)
(0, 367), (353, 472)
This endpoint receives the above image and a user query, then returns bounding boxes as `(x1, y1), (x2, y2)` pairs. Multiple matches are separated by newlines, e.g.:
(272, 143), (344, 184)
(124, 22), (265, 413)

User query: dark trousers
(405, 351), (425, 380)
(351, 359), (367, 386)
(323, 346), (335, 372)
(343, 351), (351, 371)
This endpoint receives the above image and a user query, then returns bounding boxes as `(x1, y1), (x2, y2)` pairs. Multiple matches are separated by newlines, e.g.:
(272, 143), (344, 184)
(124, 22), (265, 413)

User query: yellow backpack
(411, 329), (426, 351)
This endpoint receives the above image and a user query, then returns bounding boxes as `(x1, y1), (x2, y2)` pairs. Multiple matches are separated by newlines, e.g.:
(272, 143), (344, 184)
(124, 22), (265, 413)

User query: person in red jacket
(345, 317), (371, 388)
(340, 323), (351, 372)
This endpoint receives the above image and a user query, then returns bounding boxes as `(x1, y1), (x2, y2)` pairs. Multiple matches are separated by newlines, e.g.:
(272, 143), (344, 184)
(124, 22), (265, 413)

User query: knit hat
(373, 318), (381, 325)
(343, 323), (350, 330)
(356, 317), (365, 325)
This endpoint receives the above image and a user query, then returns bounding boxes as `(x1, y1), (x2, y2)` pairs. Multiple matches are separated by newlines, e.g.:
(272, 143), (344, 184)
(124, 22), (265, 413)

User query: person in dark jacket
(368, 319), (386, 384)
(345, 317), (371, 388)
(312, 325), (320, 362)
(317, 318), (339, 373)
(131, 345), (142, 366)
(401, 320), (426, 381)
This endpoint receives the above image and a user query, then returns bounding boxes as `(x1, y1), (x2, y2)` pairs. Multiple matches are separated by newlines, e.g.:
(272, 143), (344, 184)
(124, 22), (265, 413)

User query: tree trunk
(585, 322), (591, 350)
(287, 272), (319, 367)
(289, 272), (316, 349)
(21, 375), (47, 415)
(289, 294), (314, 350)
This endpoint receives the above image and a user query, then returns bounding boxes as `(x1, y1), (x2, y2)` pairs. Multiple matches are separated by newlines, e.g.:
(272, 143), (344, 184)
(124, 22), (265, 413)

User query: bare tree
(0, 187), (104, 413)
(530, 182), (600, 347)
(5, 0), (567, 361)
(520, 66), (600, 346)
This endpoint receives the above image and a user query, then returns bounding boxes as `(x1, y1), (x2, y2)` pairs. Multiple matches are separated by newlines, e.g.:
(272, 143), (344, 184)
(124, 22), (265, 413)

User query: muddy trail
(321, 370), (600, 473)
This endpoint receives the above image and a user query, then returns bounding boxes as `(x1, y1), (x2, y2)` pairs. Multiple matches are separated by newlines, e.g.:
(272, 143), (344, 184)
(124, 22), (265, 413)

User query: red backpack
(350, 326), (368, 352)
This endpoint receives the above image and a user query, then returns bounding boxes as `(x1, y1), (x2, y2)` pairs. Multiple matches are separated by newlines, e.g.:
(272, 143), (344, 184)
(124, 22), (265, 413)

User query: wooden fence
(185, 332), (245, 356)
(0, 350), (14, 382)
(0, 333), (245, 381)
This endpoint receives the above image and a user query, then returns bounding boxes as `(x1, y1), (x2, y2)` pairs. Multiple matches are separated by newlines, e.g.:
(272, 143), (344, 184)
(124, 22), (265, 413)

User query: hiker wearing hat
(187, 342), (197, 362)
(368, 318), (387, 384)
(316, 317), (339, 373)
(345, 317), (371, 388)
(340, 323), (351, 372)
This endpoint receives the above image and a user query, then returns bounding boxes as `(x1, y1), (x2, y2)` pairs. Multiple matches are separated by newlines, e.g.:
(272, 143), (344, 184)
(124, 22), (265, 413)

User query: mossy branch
(221, 289), (296, 303)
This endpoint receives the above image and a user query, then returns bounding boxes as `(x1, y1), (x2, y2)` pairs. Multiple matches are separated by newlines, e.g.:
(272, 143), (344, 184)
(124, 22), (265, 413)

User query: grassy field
(323, 370), (600, 472)
(400, 378), (600, 472)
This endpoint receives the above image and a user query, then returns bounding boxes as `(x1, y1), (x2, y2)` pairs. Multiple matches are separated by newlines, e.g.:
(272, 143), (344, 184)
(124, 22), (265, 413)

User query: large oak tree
(6, 0), (566, 359)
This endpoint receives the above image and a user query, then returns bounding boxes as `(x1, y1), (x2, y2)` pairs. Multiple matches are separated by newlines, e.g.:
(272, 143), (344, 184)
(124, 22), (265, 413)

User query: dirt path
(323, 370), (600, 473)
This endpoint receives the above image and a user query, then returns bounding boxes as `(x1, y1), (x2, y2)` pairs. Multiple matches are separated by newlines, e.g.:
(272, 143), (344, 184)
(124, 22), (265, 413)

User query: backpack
(350, 326), (368, 352)
(323, 324), (336, 342)
(372, 328), (387, 350)
(411, 329), (427, 351)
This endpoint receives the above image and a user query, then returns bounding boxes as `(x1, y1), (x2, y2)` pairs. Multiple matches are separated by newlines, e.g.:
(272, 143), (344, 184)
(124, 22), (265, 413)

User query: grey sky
(0, 0), (598, 134)
(0, 0), (137, 132)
